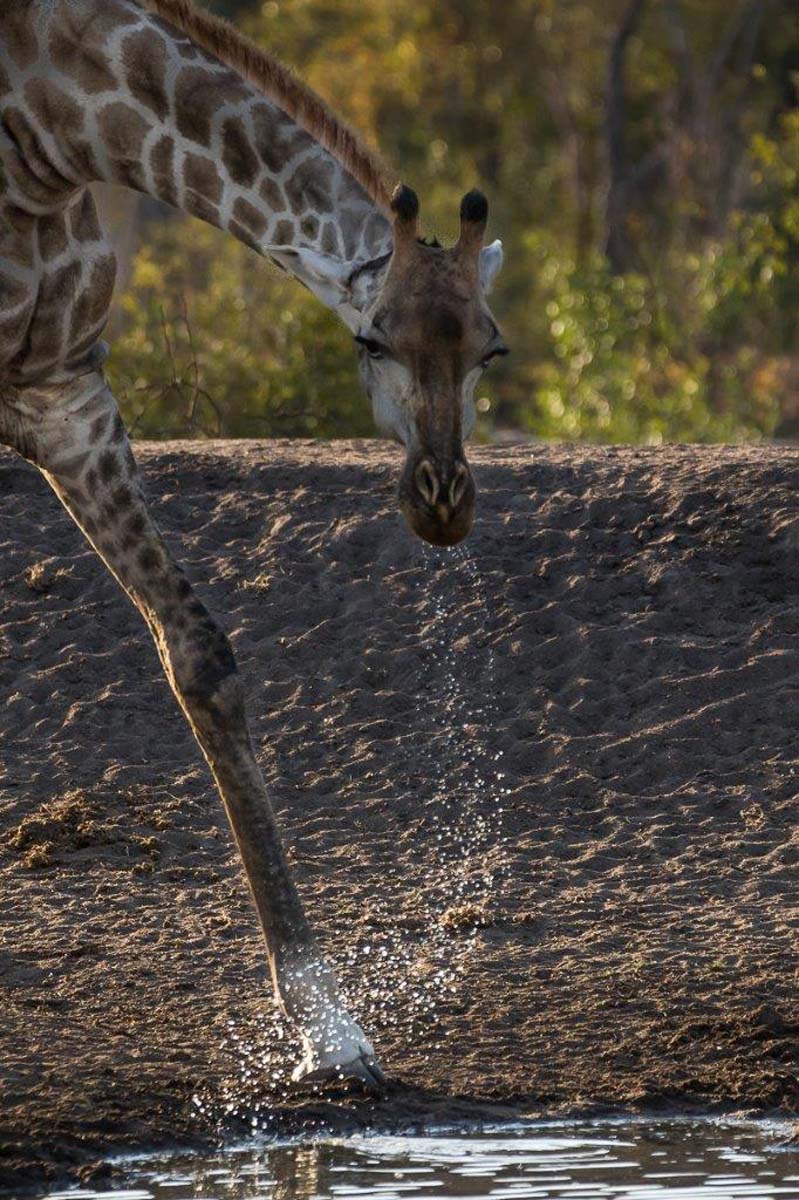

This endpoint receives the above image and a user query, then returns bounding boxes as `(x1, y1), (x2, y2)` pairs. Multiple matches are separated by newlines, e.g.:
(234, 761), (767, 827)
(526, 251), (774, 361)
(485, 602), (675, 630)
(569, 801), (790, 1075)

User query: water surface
(46, 1118), (799, 1200)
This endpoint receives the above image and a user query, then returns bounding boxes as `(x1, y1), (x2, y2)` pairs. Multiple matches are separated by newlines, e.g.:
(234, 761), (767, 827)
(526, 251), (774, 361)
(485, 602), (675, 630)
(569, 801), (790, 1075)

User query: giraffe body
(0, 0), (505, 1089)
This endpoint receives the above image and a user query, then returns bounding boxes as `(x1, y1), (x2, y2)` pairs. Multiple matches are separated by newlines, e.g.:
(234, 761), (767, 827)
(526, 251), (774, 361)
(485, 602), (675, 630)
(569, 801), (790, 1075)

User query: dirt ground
(2, 439), (799, 1193)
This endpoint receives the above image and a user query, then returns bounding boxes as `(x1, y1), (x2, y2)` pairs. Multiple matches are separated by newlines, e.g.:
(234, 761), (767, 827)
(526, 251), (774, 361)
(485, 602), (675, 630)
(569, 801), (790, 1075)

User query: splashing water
(198, 540), (509, 1126)
(331, 542), (510, 1066)
(419, 543), (507, 917)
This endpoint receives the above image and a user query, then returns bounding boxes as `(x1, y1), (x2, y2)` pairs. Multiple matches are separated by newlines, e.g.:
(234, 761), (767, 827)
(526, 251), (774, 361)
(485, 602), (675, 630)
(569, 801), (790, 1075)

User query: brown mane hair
(138, 0), (394, 212)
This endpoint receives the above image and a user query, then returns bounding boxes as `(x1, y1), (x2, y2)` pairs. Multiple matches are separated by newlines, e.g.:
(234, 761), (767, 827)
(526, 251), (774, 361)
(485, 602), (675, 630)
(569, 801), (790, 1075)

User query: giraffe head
(355, 186), (506, 546)
(270, 185), (505, 546)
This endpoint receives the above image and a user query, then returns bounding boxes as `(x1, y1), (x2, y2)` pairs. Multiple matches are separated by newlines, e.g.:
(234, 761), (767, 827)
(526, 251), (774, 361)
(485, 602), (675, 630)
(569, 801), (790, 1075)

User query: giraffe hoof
(292, 1046), (388, 1096)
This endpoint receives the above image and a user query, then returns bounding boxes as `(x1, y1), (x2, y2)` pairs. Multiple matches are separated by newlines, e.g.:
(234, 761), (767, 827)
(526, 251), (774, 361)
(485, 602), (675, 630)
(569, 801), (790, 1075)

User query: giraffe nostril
(414, 458), (439, 506)
(449, 462), (469, 509)
(400, 454), (475, 545)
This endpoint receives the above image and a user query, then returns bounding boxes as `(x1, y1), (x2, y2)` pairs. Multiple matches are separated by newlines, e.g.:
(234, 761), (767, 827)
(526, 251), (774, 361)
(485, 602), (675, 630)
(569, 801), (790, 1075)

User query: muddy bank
(2, 440), (799, 1191)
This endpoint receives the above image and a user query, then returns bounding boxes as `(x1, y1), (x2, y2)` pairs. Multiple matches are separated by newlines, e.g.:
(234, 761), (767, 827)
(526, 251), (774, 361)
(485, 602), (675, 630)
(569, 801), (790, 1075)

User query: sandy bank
(2, 440), (799, 1190)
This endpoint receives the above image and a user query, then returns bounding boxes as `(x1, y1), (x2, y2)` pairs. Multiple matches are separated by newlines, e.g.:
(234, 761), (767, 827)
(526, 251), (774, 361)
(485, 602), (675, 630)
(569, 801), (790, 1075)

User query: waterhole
(45, 1118), (799, 1200)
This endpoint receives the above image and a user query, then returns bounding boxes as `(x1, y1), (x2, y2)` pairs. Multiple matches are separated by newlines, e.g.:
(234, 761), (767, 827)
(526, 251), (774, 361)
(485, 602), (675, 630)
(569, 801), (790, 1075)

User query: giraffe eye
(354, 335), (386, 361)
(480, 345), (510, 370)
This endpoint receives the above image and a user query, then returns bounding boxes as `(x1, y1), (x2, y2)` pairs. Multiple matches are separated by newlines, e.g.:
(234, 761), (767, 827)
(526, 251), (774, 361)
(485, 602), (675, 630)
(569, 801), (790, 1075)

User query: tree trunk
(605, 0), (648, 274)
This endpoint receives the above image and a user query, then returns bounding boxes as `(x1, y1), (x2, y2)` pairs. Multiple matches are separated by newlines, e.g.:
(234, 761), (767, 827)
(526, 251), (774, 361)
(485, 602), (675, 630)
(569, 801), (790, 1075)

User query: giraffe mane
(137, 0), (394, 215)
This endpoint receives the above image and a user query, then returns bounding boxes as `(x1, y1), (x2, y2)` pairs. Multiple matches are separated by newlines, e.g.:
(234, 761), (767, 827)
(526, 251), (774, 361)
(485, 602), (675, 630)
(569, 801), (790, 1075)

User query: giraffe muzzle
(399, 455), (475, 547)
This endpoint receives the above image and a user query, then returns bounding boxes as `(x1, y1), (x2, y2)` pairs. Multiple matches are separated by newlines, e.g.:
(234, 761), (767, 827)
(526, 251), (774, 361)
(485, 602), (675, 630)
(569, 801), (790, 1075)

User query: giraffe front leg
(8, 371), (385, 1093)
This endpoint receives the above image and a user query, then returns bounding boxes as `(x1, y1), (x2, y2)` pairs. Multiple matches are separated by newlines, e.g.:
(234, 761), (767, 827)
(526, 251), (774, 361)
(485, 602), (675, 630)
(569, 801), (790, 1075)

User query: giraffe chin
(398, 451), (476, 546)
(403, 503), (475, 547)
(400, 487), (476, 547)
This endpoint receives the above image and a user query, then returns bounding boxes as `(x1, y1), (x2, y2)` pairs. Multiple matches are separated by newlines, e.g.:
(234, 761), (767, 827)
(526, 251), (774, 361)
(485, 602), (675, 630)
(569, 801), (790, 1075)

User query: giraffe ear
(479, 240), (504, 293)
(264, 245), (362, 332)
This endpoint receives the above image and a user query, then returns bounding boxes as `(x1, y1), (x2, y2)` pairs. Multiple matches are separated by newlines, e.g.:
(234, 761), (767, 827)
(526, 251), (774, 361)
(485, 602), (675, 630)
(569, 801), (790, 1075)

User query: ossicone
(457, 189), (488, 261)
(391, 183), (420, 224)
(390, 182), (420, 259)
(460, 189), (488, 227)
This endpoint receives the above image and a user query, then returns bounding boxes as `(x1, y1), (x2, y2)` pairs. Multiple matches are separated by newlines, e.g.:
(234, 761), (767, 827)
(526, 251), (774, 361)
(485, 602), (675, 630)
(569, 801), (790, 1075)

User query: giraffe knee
(175, 617), (244, 731)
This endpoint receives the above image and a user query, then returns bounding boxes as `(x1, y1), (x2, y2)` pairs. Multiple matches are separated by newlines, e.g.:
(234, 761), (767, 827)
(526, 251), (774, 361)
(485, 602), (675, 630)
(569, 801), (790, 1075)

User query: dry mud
(2, 440), (799, 1191)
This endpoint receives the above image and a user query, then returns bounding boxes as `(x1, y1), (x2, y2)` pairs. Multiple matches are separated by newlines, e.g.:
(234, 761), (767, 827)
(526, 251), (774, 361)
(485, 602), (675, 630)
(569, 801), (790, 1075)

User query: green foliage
(109, 0), (799, 443)
(527, 243), (780, 443)
(110, 220), (369, 439)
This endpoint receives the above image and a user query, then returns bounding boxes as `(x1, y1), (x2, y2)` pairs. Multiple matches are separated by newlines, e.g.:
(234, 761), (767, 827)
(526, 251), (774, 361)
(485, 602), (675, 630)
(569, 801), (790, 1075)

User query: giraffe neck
(3, 0), (392, 267)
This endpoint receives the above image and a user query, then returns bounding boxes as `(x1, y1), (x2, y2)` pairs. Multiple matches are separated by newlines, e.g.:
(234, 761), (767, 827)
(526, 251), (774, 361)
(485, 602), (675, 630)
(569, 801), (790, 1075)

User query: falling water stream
(330, 543), (510, 1069)
(335, 544), (508, 1032)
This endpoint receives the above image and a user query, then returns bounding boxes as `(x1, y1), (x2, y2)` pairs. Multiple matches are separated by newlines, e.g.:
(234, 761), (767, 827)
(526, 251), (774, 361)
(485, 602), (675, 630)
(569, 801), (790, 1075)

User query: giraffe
(0, 0), (507, 1091)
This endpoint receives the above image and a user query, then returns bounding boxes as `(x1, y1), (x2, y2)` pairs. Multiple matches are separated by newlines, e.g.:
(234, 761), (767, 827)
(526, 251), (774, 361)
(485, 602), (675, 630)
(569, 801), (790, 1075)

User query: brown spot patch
(320, 222), (339, 255)
(252, 103), (309, 175)
(97, 103), (149, 182)
(285, 157), (335, 216)
(174, 67), (248, 145)
(24, 79), (84, 138)
(184, 154), (223, 206)
(232, 197), (266, 239)
(1, 207), (37, 268)
(259, 177), (285, 211)
(112, 413), (126, 443)
(37, 214), (69, 263)
(125, 512), (146, 538)
(150, 135), (177, 208)
(88, 255), (116, 319)
(0, 269), (33, 310)
(69, 192), (102, 243)
(273, 218), (294, 244)
(123, 29), (169, 122)
(68, 140), (100, 183)
(90, 413), (110, 444)
(222, 118), (259, 187)
(98, 450), (120, 483)
(111, 484), (134, 511)
(138, 545), (162, 573)
(4, 8), (39, 69)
